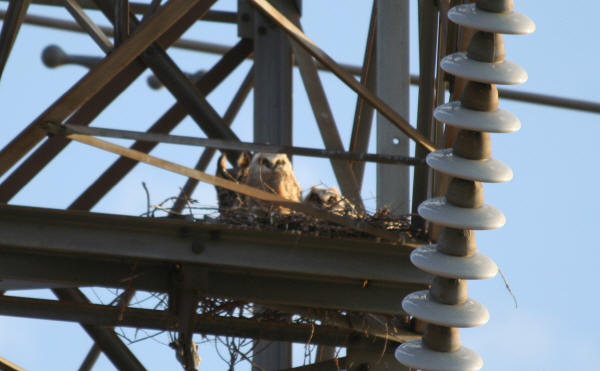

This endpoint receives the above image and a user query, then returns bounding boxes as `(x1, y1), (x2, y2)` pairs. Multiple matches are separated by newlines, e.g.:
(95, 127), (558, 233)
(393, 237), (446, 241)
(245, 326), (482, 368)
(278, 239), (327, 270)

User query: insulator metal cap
(423, 324), (461, 352)
(446, 178), (485, 208)
(453, 130), (492, 160)
(476, 0), (513, 13)
(461, 82), (499, 111)
(467, 32), (506, 63)
(430, 277), (468, 305)
(438, 227), (477, 256)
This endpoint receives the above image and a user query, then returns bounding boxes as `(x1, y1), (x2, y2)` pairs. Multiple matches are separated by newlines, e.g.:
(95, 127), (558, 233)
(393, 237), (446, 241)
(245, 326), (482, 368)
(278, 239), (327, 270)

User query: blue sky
(1, 0), (599, 370)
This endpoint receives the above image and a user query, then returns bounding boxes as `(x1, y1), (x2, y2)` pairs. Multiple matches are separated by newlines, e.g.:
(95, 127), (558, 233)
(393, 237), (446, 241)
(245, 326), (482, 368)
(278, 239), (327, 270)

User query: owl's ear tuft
(237, 151), (251, 168)
(217, 154), (228, 175)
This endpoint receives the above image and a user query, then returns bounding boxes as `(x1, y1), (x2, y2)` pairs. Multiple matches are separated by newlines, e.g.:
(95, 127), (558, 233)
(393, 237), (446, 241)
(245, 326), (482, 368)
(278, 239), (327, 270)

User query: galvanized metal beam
(8, 12), (597, 114)
(252, 0), (293, 146)
(113, 0), (129, 47)
(7, 0), (238, 23)
(0, 247), (423, 314)
(51, 288), (147, 371)
(76, 289), (135, 371)
(291, 36), (364, 209)
(0, 0), (30, 80)
(69, 38), (253, 210)
(171, 67), (255, 214)
(349, 3), (377, 190)
(0, 1), (219, 203)
(0, 63), (141, 203)
(0, 0), (209, 177)
(1, 2), (217, 368)
(0, 204), (428, 284)
(60, 124), (424, 166)
(64, 0), (113, 53)
(78, 344), (101, 371)
(93, 0), (239, 155)
(281, 358), (346, 371)
(4, 11), (598, 114)
(411, 0), (439, 230)
(249, 0), (436, 153)
(0, 295), (412, 346)
(376, 0), (410, 215)
(0, 356), (27, 371)
(168, 266), (201, 370)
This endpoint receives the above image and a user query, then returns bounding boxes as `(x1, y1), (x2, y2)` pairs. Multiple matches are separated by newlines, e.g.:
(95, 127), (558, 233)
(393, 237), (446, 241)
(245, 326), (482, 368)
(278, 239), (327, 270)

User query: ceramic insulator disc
(411, 245), (498, 280)
(427, 149), (513, 183)
(442, 53), (527, 85)
(434, 101), (521, 133)
(449, 4), (535, 35)
(418, 197), (505, 230)
(395, 340), (483, 371)
(402, 290), (490, 328)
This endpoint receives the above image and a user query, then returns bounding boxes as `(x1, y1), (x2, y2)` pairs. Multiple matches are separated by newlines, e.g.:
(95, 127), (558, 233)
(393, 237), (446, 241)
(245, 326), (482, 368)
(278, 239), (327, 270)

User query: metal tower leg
(251, 1), (296, 369)
(376, 0), (410, 214)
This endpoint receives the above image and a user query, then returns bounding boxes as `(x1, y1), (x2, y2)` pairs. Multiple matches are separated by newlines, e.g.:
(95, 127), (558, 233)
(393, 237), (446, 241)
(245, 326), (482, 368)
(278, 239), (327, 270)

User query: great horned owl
(246, 152), (301, 213)
(215, 152), (250, 213)
(304, 185), (359, 217)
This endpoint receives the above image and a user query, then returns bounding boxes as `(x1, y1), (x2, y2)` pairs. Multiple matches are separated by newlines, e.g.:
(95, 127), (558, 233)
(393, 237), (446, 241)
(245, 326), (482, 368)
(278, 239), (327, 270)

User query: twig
(498, 267), (518, 309)
(142, 181), (151, 217)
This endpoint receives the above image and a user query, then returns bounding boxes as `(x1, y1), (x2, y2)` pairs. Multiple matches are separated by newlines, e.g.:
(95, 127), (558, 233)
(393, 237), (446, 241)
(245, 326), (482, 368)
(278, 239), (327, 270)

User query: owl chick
(215, 152), (250, 213)
(303, 185), (359, 217)
(246, 152), (301, 213)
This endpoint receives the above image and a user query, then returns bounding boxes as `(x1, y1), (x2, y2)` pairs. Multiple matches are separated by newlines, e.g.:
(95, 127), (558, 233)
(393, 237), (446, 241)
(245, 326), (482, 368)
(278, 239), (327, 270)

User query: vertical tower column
(376, 0), (410, 214)
(244, 1), (299, 370)
(396, 1), (534, 370)
(252, 0), (295, 146)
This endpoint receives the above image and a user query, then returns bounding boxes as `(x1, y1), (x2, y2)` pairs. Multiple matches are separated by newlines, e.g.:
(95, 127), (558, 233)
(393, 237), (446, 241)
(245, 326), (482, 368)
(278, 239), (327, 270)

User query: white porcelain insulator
(395, 340), (483, 371)
(427, 148), (513, 183)
(402, 290), (490, 328)
(448, 4), (535, 35)
(418, 197), (505, 230)
(441, 52), (527, 85)
(411, 245), (498, 280)
(434, 101), (521, 133)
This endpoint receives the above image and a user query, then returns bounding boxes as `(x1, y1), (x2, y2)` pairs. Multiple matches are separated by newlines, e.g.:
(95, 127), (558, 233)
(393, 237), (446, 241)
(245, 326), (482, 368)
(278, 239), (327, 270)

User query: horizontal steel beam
(0, 295), (419, 345)
(0, 204), (429, 284)
(0, 0), (237, 23)
(0, 279), (77, 290)
(0, 247), (422, 314)
(60, 124), (424, 166)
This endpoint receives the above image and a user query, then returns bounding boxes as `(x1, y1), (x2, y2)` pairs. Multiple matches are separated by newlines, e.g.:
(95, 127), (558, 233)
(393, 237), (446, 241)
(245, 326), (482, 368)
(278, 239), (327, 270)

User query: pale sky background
(1, 1), (599, 370)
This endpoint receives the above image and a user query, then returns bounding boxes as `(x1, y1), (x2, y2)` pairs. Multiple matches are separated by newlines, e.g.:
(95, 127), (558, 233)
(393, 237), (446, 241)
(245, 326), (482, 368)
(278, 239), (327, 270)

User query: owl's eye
(275, 159), (285, 167)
